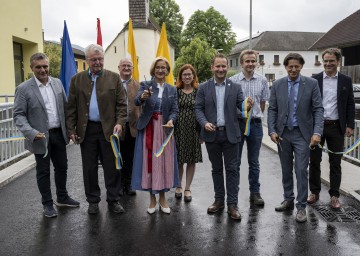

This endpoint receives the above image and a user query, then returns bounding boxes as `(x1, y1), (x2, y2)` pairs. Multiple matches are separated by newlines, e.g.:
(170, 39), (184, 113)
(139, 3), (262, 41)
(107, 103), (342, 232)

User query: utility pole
(249, 0), (252, 49)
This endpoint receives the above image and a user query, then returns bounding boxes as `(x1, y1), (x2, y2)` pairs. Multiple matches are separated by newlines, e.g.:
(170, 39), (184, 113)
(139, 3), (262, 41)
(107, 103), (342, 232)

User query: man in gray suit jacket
(14, 53), (79, 218)
(268, 53), (323, 223)
(195, 54), (252, 221)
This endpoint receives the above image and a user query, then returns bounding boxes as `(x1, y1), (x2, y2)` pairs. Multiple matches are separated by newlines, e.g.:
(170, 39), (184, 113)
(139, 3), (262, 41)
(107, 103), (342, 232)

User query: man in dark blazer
(268, 53), (323, 223)
(308, 48), (355, 209)
(66, 44), (127, 215)
(14, 53), (79, 218)
(118, 58), (141, 195)
(195, 54), (252, 221)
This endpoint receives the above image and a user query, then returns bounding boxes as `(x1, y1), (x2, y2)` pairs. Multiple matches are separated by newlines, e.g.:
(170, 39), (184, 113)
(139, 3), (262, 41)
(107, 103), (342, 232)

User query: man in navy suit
(308, 48), (355, 209)
(195, 54), (252, 221)
(268, 53), (323, 223)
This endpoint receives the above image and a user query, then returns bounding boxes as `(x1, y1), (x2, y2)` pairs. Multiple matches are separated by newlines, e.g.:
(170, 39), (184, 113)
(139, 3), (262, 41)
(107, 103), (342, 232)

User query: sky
(41, 0), (360, 49)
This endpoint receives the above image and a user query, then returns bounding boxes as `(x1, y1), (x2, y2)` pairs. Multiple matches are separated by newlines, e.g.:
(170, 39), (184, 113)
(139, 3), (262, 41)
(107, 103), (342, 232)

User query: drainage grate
(313, 205), (360, 223)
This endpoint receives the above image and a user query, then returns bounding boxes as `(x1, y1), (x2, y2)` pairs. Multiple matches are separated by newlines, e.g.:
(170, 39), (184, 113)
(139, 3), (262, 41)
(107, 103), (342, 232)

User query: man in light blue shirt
(230, 49), (270, 206)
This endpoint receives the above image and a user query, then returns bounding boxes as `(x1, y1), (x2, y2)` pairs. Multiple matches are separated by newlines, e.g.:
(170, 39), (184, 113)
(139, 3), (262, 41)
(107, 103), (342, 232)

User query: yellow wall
(76, 59), (88, 73)
(0, 0), (43, 96)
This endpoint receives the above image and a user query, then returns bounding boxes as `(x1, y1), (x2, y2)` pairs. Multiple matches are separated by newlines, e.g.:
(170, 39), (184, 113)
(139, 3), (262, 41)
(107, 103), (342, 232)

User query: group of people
(13, 45), (355, 223)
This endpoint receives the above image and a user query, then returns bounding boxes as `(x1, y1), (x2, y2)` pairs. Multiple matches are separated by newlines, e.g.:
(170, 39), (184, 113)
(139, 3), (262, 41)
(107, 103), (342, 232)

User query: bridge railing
(262, 103), (360, 164)
(0, 101), (29, 168)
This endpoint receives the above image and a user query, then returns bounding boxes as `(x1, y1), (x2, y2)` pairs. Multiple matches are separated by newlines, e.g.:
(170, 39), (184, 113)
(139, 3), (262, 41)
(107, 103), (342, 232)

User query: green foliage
(150, 0), (184, 57)
(44, 42), (61, 78)
(174, 37), (217, 83)
(226, 70), (239, 78)
(180, 6), (236, 54)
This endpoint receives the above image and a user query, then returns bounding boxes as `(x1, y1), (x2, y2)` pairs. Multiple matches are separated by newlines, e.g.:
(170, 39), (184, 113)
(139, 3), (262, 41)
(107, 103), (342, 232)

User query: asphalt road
(1, 143), (360, 256)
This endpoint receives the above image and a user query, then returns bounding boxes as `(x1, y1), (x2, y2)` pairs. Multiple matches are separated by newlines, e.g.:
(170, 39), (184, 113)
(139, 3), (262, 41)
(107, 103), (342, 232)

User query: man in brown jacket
(66, 44), (127, 214)
(118, 58), (141, 195)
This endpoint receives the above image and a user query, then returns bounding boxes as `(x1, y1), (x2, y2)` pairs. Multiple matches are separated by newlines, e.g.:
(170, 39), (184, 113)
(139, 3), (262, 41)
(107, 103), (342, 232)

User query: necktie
(287, 81), (295, 130)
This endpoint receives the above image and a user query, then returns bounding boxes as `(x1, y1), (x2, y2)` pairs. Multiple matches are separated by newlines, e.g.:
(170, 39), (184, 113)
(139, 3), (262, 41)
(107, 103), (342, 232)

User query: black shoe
(275, 200), (294, 212)
(54, 197), (80, 207)
(124, 185), (136, 196)
(184, 190), (192, 202)
(43, 204), (58, 218)
(249, 193), (265, 206)
(108, 201), (125, 214)
(175, 187), (182, 199)
(88, 203), (99, 215)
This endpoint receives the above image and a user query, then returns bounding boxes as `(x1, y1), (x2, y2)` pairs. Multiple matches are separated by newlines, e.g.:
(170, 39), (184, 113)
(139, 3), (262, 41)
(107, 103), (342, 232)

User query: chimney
(129, 0), (149, 25)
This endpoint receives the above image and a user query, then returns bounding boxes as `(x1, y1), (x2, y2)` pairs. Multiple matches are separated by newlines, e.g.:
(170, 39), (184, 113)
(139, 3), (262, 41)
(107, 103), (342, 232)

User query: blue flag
(60, 21), (77, 96)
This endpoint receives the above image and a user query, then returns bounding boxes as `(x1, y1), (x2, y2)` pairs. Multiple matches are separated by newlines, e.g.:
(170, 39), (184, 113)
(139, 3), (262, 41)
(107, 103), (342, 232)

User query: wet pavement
(1, 144), (360, 256)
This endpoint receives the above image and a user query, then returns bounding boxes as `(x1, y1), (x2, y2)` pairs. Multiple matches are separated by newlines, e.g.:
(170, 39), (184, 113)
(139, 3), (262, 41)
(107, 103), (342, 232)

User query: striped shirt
(229, 72), (269, 118)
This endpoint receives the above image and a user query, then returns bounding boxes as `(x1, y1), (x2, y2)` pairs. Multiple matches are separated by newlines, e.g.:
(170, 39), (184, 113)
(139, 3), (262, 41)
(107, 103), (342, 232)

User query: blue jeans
(237, 119), (263, 193)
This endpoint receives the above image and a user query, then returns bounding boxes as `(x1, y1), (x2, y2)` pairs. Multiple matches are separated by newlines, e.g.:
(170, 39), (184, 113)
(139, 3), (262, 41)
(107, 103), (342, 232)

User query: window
(83, 62), (86, 70)
(13, 42), (24, 86)
(273, 55), (280, 65)
(230, 59), (233, 68)
(265, 73), (275, 82)
(114, 46), (117, 53)
(75, 61), (78, 68)
(236, 58), (239, 67)
(315, 55), (321, 66)
(259, 55), (265, 65)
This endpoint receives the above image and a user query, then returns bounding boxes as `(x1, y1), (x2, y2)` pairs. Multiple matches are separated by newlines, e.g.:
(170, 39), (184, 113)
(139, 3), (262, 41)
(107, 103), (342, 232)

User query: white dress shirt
(35, 76), (60, 129)
(322, 72), (339, 120)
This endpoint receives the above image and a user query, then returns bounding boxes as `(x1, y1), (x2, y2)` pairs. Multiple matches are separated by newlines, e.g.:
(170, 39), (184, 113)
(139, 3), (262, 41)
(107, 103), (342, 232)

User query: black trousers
(309, 122), (344, 197)
(120, 122), (136, 187)
(35, 128), (68, 206)
(80, 121), (121, 203)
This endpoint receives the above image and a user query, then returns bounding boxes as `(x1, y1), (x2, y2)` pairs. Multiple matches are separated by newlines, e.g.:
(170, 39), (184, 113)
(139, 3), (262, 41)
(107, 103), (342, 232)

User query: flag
(156, 23), (174, 85)
(60, 21), (77, 97)
(97, 18), (102, 46)
(127, 19), (139, 81)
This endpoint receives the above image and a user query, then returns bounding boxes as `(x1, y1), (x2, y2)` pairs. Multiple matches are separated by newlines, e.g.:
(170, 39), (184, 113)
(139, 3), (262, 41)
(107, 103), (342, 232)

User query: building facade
(104, 0), (175, 80)
(228, 31), (325, 85)
(0, 0), (43, 96)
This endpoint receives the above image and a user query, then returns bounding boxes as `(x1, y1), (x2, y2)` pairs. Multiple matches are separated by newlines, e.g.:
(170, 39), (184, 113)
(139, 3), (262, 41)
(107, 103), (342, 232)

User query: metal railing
(0, 101), (29, 167)
(262, 103), (360, 164)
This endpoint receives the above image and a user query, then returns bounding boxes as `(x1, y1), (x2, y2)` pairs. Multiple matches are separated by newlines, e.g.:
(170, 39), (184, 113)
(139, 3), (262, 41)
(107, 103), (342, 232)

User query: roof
(44, 40), (85, 57)
(105, 17), (162, 52)
(310, 9), (360, 49)
(229, 31), (325, 56)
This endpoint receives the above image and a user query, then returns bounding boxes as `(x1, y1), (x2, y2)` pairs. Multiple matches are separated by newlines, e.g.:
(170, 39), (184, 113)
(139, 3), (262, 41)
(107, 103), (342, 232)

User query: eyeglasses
(88, 57), (104, 63)
(155, 66), (167, 70)
(120, 64), (133, 68)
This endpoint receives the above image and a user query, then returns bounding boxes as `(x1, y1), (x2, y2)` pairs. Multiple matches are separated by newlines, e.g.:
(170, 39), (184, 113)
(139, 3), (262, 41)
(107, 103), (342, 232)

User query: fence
(0, 97), (29, 168)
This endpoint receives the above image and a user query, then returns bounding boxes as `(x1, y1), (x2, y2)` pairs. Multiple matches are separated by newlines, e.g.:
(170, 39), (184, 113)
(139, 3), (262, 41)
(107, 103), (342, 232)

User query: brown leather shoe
(207, 201), (225, 213)
(330, 196), (341, 209)
(307, 193), (319, 204)
(227, 206), (241, 220)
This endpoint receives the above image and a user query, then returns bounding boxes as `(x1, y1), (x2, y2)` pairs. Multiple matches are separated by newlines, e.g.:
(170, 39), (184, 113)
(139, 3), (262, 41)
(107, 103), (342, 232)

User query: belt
(88, 120), (102, 124)
(240, 118), (262, 124)
(216, 126), (226, 131)
(324, 120), (339, 125)
(48, 127), (61, 133)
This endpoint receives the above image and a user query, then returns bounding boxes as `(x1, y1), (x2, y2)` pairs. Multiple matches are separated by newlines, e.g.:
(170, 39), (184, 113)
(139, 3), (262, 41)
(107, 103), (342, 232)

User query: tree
(180, 6), (236, 54)
(44, 42), (61, 78)
(174, 37), (217, 83)
(150, 0), (184, 57)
